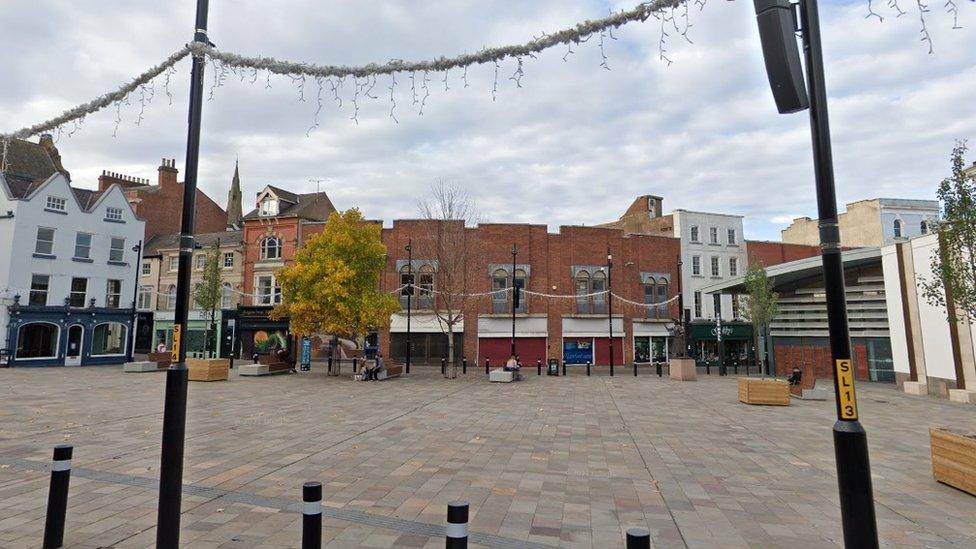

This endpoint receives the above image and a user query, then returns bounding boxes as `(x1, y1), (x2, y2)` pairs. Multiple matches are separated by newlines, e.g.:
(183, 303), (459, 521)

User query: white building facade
(0, 172), (144, 366)
(671, 210), (748, 322)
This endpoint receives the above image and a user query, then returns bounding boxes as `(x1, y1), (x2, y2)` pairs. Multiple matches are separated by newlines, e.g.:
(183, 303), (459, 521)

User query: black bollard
(705, 361), (710, 376)
(734, 361), (739, 375)
(562, 360), (567, 376)
(327, 355), (333, 374)
(43, 445), (72, 549)
(462, 356), (467, 375)
(537, 358), (542, 376)
(446, 501), (469, 548)
(302, 482), (322, 549)
(441, 357), (446, 375)
(586, 361), (591, 376)
(656, 361), (662, 377)
(625, 528), (651, 549)
(485, 357), (490, 375)
(634, 362), (638, 377)
(352, 357), (358, 373)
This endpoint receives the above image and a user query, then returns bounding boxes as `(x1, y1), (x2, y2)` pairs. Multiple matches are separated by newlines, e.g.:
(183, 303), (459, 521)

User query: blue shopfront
(6, 302), (133, 367)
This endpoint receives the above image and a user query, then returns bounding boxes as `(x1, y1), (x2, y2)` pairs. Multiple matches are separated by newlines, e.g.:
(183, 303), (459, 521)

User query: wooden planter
(187, 358), (230, 382)
(930, 427), (976, 496)
(738, 378), (790, 406)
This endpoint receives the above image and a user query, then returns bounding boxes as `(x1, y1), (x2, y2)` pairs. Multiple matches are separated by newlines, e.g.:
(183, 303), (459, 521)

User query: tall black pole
(405, 239), (412, 374)
(675, 255), (685, 357)
(799, 0), (878, 545)
(607, 249), (613, 375)
(716, 306), (725, 375)
(127, 240), (142, 362)
(156, 1), (209, 546)
(511, 244), (517, 357)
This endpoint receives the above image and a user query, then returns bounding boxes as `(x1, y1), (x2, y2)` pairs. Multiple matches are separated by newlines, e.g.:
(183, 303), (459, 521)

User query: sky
(1, 0), (974, 241)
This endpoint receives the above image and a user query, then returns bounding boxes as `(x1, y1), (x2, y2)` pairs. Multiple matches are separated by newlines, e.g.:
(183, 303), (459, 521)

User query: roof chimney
(158, 158), (178, 188)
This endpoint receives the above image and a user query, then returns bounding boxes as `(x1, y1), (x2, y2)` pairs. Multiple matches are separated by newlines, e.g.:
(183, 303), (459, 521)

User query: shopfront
(562, 316), (624, 366)
(688, 322), (754, 368)
(235, 306), (292, 360)
(633, 320), (672, 363)
(477, 315), (548, 365)
(388, 312), (462, 364)
(6, 302), (133, 367)
(152, 310), (225, 358)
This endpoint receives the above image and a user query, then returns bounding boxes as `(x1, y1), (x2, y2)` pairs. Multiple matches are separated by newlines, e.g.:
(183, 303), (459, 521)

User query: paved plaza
(0, 365), (974, 548)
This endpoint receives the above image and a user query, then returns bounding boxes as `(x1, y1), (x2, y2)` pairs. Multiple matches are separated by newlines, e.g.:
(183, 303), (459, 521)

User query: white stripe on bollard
(445, 522), (469, 538)
(52, 460), (71, 472)
(302, 500), (321, 515)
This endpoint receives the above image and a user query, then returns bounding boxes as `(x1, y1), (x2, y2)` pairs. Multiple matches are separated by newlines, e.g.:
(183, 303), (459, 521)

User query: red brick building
(97, 158), (228, 242)
(745, 240), (821, 266)
(378, 220), (681, 368)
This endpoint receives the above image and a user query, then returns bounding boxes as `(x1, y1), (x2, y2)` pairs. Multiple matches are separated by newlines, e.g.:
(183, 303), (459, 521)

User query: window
(106, 207), (123, 221)
(221, 283), (235, 309)
(591, 271), (607, 314)
(399, 266), (415, 308)
(491, 269), (508, 313)
(727, 228), (736, 245)
(643, 278), (657, 319)
(258, 198), (279, 216)
(16, 322), (59, 358)
(691, 256), (701, 276)
(710, 256), (720, 277)
(91, 323), (126, 356)
(137, 285), (153, 310)
(192, 283), (202, 309)
(694, 291), (702, 318)
(729, 257), (738, 277)
(732, 295), (741, 320)
(165, 284), (177, 309)
(141, 262), (151, 276)
(35, 227), (55, 255)
(657, 279), (669, 318)
(713, 294), (722, 319)
(256, 275), (281, 305)
(194, 254), (206, 271)
(105, 279), (122, 308)
(710, 227), (719, 244)
(29, 274), (50, 306)
(223, 252), (234, 269)
(920, 220), (929, 235)
(417, 265), (434, 309)
(168, 256), (179, 272)
(109, 237), (125, 262)
(574, 269), (606, 314)
(513, 269), (527, 313)
(74, 232), (92, 259)
(69, 277), (87, 307)
(893, 219), (903, 238)
(260, 237), (281, 260)
(46, 196), (66, 211)
(690, 226), (700, 242)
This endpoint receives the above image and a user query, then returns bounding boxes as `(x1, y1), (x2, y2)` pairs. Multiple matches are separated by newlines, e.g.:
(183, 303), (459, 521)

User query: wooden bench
(148, 352), (172, 369)
(489, 368), (514, 383)
(376, 365), (403, 380)
(240, 355), (293, 376)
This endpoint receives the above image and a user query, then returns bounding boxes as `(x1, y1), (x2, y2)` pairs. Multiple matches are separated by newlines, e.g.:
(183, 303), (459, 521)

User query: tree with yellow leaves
(270, 209), (399, 347)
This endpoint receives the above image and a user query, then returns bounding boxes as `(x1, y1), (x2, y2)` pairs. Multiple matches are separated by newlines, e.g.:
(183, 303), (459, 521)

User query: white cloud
(1, 1), (973, 239)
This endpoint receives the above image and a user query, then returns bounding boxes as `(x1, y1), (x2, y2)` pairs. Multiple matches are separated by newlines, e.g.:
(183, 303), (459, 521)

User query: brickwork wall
(746, 240), (821, 267)
(773, 339), (871, 381)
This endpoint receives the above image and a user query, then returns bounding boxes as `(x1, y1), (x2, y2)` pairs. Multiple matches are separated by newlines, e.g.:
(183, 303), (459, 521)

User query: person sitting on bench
(787, 367), (802, 386)
(364, 353), (385, 381)
(504, 355), (522, 381)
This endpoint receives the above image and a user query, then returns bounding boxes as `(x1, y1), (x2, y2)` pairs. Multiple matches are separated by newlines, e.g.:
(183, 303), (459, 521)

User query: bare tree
(416, 181), (483, 378)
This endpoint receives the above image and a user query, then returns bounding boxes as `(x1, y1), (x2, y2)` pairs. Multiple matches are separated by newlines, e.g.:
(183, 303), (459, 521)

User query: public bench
(787, 367), (827, 399)
(239, 355), (293, 376)
(376, 365), (403, 380)
(147, 352), (172, 369)
(489, 368), (514, 383)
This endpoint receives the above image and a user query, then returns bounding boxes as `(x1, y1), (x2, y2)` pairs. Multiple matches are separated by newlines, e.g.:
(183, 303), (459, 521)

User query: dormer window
(259, 198), (279, 216)
(46, 196), (67, 212)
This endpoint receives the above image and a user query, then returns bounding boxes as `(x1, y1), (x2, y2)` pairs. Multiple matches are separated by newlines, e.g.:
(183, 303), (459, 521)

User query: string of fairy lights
(0, 0), (965, 172)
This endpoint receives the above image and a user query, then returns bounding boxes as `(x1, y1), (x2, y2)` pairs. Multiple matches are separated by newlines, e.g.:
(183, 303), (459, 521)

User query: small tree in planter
(920, 140), (976, 389)
(741, 262), (778, 378)
(193, 242), (223, 358)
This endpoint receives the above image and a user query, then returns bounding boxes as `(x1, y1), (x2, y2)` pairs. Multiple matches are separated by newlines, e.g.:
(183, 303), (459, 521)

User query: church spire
(226, 160), (243, 229)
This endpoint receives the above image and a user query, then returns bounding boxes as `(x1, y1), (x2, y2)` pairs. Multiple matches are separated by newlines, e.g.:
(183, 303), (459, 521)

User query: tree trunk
(446, 323), (457, 379)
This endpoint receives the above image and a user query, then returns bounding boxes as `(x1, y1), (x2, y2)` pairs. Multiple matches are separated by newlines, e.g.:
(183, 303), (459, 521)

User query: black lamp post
(510, 243), (517, 358)
(126, 240), (142, 363)
(405, 239), (412, 374)
(607, 248), (614, 376)
(754, 0), (878, 545)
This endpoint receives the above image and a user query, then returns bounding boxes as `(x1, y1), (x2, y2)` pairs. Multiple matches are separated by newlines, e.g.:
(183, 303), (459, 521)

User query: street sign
(300, 336), (312, 372)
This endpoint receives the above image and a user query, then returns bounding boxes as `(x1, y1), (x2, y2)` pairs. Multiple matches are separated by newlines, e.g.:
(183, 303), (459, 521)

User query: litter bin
(547, 358), (559, 376)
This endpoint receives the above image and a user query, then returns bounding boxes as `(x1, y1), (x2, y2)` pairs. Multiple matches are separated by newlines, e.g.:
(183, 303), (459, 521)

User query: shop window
(69, 277), (88, 307)
(30, 274), (50, 306)
(105, 279), (122, 308)
(16, 322), (59, 358)
(260, 237), (281, 260)
(92, 322), (127, 356)
(35, 227), (55, 255)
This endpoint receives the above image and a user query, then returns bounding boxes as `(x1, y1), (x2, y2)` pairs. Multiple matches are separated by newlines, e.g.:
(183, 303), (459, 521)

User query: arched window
(221, 283), (235, 309)
(417, 265), (434, 309)
(166, 284), (177, 310)
(591, 271), (607, 314)
(492, 268), (508, 313)
(920, 220), (929, 235)
(893, 219), (903, 239)
(513, 269), (527, 313)
(92, 322), (127, 356)
(643, 277), (657, 319)
(657, 279), (669, 319)
(575, 270), (590, 313)
(260, 237), (281, 260)
(16, 322), (59, 359)
(399, 265), (414, 308)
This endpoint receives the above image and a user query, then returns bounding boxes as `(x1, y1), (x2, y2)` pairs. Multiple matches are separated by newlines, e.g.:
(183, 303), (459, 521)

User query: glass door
(65, 324), (84, 366)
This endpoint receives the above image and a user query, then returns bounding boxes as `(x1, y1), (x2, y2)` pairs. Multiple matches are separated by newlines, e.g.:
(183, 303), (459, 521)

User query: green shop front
(688, 322), (754, 368)
(152, 310), (226, 358)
